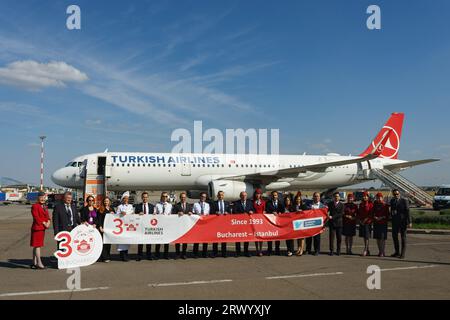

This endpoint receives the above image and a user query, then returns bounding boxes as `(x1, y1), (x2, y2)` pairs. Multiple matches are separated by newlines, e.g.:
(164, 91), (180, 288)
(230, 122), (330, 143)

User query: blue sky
(0, 0), (449, 187)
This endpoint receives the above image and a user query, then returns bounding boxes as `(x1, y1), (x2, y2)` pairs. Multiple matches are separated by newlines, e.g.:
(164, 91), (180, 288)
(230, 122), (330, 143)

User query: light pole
(39, 136), (46, 191)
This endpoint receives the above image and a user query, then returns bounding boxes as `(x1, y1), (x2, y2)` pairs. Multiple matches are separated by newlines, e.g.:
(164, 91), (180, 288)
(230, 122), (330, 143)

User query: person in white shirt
(116, 191), (134, 262)
(192, 192), (210, 257)
(154, 192), (172, 259)
(306, 192), (326, 256)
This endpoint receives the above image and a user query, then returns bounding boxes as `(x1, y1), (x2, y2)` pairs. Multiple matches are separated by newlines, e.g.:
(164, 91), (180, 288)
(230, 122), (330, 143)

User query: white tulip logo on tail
(371, 126), (400, 159)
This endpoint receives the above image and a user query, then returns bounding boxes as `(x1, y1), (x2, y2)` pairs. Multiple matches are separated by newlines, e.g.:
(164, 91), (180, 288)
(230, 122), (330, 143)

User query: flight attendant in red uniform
(372, 193), (390, 257)
(343, 193), (358, 255)
(252, 189), (266, 256)
(30, 192), (51, 269)
(357, 192), (374, 256)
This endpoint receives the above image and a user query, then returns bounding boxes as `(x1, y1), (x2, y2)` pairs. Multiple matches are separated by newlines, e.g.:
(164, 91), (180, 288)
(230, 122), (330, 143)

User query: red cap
(347, 193), (354, 199)
(363, 191), (369, 197)
(255, 188), (263, 194)
(376, 192), (383, 198)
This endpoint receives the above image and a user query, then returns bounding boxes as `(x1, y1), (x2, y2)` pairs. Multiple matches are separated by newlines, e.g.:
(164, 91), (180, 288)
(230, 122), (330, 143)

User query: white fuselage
(51, 152), (405, 192)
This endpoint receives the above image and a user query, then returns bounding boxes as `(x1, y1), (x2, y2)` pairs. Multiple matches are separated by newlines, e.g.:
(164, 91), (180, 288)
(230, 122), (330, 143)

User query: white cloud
(0, 60), (88, 90)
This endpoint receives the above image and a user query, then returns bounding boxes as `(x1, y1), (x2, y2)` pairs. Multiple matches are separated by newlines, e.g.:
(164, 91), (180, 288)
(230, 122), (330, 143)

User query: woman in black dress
(284, 196), (295, 256)
(97, 197), (115, 262)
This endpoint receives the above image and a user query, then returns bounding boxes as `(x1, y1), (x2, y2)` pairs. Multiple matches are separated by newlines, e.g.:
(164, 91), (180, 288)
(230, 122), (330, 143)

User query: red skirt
(30, 230), (45, 248)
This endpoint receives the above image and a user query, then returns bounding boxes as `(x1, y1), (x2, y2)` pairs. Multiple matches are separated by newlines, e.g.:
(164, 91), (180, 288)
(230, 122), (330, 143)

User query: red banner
(174, 209), (329, 243)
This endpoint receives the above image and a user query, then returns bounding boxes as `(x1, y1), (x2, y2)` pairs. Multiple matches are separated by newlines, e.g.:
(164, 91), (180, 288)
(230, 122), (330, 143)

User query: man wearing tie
(154, 192), (172, 259)
(193, 192), (211, 257)
(212, 191), (230, 258)
(233, 191), (254, 257)
(53, 192), (80, 236)
(390, 189), (411, 259)
(327, 192), (344, 256)
(134, 192), (155, 261)
(172, 192), (193, 259)
(52, 192), (80, 263)
(265, 191), (285, 255)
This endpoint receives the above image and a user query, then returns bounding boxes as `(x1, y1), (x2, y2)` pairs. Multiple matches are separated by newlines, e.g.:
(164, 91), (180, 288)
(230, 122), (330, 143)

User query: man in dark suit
(172, 192), (193, 259)
(327, 192), (344, 256)
(233, 191), (254, 257)
(265, 191), (285, 255)
(212, 191), (230, 257)
(134, 191), (155, 261)
(390, 189), (411, 259)
(53, 192), (80, 235)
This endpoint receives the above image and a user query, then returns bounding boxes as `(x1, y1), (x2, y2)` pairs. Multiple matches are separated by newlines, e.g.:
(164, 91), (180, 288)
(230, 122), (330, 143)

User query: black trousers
(392, 222), (407, 255)
(137, 244), (152, 257)
(155, 244), (169, 256)
(306, 234), (321, 253)
(235, 242), (249, 254)
(329, 226), (342, 253)
(286, 240), (294, 253)
(193, 243), (208, 255)
(101, 244), (111, 260)
(267, 241), (280, 253)
(213, 243), (227, 256)
(175, 243), (188, 255)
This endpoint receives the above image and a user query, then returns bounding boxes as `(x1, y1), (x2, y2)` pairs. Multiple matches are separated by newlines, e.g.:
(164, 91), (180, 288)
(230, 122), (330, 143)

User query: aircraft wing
(218, 128), (393, 183)
(384, 159), (439, 171)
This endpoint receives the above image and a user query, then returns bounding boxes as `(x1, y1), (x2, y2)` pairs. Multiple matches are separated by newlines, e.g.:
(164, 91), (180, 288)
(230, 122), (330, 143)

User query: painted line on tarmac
(0, 287), (110, 297)
(266, 271), (344, 280)
(351, 242), (450, 249)
(149, 279), (233, 287)
(379, 265), (437, 272)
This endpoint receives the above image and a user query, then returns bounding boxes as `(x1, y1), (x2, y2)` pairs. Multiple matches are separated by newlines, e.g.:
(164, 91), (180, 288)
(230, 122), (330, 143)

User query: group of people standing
(329, 190), (411, 258)
(29, 188), (411, 268)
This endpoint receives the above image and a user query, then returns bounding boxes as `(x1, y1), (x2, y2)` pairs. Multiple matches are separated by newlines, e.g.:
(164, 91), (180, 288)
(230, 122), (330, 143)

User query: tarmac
(1, 204), (449, 300)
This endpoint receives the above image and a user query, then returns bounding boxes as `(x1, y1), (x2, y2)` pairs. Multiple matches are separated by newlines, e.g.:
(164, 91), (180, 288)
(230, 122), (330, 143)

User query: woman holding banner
(252, 189), (266, 257)
(30, 192), (51, 270)
(293, 194), (308, 256)
(284, 196), (295, 257)
(98, 197), (115, 262)
(116, 191), (134, 261)
(80, 195), (99, 228)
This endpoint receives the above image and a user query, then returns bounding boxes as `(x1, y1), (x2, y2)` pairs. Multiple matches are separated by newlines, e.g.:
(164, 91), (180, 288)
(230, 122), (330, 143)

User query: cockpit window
(65, 161), (84, 167)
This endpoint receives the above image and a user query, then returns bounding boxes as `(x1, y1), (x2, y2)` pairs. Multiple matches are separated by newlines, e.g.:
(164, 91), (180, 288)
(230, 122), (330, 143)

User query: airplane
(51, 113), (438, 201)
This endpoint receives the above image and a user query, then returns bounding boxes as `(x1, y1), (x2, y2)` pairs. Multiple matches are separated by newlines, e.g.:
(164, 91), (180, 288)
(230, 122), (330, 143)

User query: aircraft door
(181, 162), (192, 176)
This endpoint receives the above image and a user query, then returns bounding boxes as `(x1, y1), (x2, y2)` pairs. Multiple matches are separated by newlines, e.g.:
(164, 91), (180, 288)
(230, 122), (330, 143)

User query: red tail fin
(359, 112), (404, 159)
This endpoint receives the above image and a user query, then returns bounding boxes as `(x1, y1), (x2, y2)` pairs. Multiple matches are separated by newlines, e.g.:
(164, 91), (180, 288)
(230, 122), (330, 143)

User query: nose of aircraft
(51, 168), (69, 187)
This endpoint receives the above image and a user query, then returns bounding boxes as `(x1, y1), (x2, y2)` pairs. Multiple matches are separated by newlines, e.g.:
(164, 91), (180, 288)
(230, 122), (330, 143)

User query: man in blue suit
(265, 191), (285, 255)
(233, 191), (254, 257)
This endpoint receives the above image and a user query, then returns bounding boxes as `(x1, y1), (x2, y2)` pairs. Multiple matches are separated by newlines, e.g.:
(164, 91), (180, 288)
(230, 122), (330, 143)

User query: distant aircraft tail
(359, 112), (404, 159)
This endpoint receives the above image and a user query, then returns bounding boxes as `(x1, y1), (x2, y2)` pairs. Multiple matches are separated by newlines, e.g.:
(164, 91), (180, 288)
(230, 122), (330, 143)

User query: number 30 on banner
(55, 231), (73, 258)
(113, 218), (124, 235)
